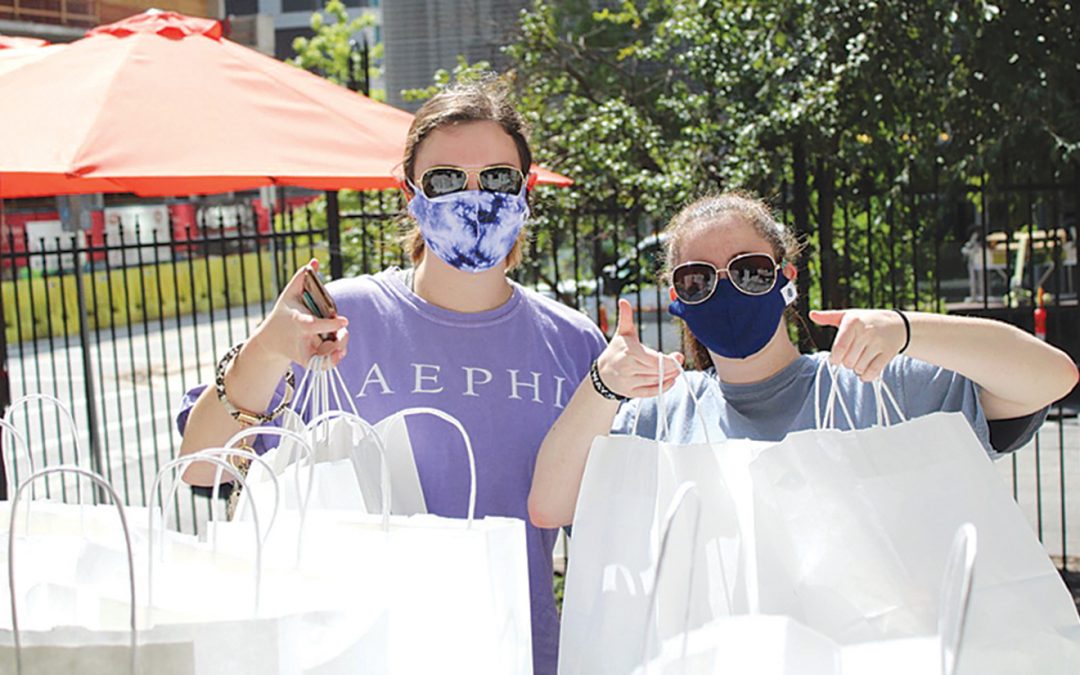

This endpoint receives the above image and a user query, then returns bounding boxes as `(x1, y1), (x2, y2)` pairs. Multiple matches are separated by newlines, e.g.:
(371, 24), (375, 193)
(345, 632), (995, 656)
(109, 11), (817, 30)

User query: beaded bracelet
(589, 360), (628, 402)
(215, 342), (296, 426)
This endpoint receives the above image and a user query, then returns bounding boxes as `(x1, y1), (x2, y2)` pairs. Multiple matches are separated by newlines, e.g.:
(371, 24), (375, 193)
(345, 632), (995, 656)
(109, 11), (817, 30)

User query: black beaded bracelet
(589, 360), (628, 402)
(893, 308), (911, 354)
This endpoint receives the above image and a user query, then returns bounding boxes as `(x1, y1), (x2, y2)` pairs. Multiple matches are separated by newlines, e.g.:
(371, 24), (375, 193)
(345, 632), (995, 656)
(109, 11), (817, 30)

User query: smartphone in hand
(301, 267), (338, 340)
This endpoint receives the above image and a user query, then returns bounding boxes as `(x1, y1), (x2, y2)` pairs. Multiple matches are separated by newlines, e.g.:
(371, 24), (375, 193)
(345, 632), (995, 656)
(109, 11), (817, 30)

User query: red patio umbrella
(0, 39), (62, 78)
(0, 11), (572, 198)
(0, 36), (49, 49)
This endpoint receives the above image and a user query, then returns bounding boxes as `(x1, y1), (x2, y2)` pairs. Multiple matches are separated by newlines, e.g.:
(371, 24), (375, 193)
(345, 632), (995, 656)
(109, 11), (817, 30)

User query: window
(281, 0), (319, 13)
(275, 27), (315, 60)
(225, 0), (259, 15)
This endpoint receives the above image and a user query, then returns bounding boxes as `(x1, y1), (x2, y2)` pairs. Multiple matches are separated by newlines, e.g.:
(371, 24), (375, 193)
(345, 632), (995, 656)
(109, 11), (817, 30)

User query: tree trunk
(791, 138), (819, 350)
(814, 158), (839, 310)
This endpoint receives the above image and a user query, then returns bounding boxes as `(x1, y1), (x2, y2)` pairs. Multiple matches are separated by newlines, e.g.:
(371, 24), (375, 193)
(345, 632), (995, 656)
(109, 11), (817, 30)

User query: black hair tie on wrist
(893, 308), (911, 354)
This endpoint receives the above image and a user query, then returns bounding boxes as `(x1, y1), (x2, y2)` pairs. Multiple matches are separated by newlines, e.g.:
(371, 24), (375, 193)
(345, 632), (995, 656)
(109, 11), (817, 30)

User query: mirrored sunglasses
(671, 253), (781, 304)
(418, 165), (525, 199)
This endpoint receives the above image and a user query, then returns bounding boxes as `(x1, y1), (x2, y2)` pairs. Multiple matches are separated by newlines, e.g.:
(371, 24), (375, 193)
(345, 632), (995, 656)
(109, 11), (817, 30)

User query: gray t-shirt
(612, 352), (1021, 459)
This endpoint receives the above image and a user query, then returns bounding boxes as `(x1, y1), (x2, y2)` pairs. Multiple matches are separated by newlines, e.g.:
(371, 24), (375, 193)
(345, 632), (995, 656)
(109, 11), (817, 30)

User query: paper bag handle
(639, 481), (703, 675)
(148, 454), (266, 617)
(7, 465), (137, 675)
(385, 407), (478, 526)
(813, 358), (909, 430)
(195, 448), (282, 546)
(291, 355), (362, 421)
(940, 523), (977, 675)
(0, 419), (32, 502)
(872, 378), (907, 427)
(4, 393), (87, 501)
(631, 360), (714, 444)
(812, 359), (856, 430)
(305, 410), (392, 531)
(224, 425), (314, 526)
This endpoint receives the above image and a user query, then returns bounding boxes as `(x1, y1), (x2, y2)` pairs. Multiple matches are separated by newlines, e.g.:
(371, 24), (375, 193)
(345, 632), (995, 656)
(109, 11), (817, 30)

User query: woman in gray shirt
(528, 192), (1078, 528)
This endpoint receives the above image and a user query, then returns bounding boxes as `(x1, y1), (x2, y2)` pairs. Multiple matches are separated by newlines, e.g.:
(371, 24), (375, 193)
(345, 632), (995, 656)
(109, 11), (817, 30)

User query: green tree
(292, 0), (384, 99)
(506, 0), (1079, 333)
(288, 0), (400, 278)
(400, 56), (495, 103)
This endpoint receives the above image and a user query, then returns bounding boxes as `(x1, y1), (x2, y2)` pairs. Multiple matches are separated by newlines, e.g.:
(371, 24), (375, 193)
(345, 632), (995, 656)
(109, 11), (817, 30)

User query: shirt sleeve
(611, 398), (649, 436)
(988, 407), (1049, 454)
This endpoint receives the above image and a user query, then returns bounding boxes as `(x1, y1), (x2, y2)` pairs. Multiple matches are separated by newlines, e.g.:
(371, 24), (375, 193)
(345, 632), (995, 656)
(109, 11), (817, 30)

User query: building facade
(0, 0), (217, 42)
(224, 0), (379, 60)
(382, 0), (529, 110)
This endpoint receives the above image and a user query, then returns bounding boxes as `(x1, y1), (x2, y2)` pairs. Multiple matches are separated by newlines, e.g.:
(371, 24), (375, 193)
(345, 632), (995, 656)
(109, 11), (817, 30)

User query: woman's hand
(529, 298), (684, 528)
(810, 308), (906, 383)
(596, 299), (684, 398)
(247, 260), (350, 369)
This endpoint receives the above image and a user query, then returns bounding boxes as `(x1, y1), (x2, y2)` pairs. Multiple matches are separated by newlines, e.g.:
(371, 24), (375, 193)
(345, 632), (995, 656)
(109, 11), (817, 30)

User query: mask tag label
(781, 281), (798, 305)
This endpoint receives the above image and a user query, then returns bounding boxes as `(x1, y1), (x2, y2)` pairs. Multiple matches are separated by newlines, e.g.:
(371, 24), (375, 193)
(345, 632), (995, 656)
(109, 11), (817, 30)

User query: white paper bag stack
(560, 365), (1080, 674)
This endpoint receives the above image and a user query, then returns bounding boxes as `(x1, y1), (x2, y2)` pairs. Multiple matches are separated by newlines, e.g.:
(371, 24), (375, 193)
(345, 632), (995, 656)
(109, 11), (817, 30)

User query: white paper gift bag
(236, 360), (426, 517)
(630, 484), (978, 675)
(206, 408), (533, 674)
(0, 465), (199, 675)
(1, 458), (372, 675)
(558, 375), (756, 675)
(561, 363), (1080, 674)
(748, 409), (1080, 673)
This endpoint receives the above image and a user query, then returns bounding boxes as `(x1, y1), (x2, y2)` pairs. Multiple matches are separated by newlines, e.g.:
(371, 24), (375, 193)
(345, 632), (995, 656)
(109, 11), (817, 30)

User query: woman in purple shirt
(177, 79), (606, 674)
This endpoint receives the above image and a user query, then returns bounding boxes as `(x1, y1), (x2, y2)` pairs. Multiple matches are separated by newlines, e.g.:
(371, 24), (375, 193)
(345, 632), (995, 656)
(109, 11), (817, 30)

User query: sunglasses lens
(479, 167), (524, 194)
(728, 254), (778, 295)
(421, 168), (468, 198)
(673, 264), (717, 304)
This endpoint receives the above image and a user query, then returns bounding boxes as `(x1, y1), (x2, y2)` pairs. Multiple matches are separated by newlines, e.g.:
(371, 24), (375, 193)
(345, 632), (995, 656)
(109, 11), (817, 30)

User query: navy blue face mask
(669, 277), (797, 359)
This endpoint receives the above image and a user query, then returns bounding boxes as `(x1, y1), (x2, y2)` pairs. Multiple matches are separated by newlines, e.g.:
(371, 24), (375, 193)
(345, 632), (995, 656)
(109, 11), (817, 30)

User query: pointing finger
(810, 309), (845, 327)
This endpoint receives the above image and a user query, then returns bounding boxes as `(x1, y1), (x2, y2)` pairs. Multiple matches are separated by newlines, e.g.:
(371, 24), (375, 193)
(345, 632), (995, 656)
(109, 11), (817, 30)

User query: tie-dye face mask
(407, 182), (530, 273)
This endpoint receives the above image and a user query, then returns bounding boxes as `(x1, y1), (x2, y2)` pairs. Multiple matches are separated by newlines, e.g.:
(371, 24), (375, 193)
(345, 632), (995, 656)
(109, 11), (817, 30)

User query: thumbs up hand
(810, 308), (908, 383)
(594, 299), (685, 399)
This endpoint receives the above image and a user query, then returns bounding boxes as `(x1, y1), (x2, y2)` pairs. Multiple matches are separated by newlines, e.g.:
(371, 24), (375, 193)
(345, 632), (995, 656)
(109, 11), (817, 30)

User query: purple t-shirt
(177, 269), (606, 674)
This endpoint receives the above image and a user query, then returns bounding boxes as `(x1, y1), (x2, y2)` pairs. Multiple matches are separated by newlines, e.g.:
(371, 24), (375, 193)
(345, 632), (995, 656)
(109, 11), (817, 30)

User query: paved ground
(3, 300), (272, 534)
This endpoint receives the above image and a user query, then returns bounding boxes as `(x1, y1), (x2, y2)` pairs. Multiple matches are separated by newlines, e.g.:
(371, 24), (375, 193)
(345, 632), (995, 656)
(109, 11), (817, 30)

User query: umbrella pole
(0, 198), (8, 500)
(326, 191), (343, 280)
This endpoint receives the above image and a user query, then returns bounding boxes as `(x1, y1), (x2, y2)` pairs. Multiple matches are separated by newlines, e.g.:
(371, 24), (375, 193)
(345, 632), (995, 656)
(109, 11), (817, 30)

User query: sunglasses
(417, 165), (526, 199)
(671, 253), (782, 304)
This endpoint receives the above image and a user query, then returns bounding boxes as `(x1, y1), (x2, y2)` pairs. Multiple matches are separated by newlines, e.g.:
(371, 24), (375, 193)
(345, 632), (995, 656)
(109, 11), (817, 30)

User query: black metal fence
(0, 202), (326, 532)
(0, 172), (1077, 568)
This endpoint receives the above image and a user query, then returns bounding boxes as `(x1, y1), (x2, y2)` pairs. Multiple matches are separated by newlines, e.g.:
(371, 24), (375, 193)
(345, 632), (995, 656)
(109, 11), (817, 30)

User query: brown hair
(662, 192), (803, 369)
(401, 77), (533, 270)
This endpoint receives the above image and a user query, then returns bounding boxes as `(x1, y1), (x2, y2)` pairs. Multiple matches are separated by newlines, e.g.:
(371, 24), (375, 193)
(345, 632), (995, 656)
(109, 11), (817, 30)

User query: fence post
(326, 191), (343, 280)
(73, 259), (105, 501)
(0, 272), (8, 500)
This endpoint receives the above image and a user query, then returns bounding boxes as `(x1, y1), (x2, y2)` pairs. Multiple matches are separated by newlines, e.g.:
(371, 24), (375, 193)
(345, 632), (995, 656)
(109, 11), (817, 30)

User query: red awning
(0, 11), (572, 198)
